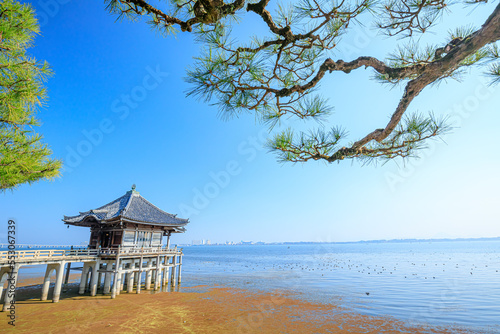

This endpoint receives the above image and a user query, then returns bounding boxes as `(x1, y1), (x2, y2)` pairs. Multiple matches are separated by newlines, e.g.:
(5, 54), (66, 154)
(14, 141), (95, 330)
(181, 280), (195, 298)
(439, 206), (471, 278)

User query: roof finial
(130, 184), (139, 195)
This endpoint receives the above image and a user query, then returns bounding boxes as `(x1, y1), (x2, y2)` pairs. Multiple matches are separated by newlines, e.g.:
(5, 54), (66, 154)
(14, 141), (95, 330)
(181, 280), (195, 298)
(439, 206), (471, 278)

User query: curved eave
(63, 219), (95, 227)
(63, 215), (189, 231)
(170, 227), (186, 233)
(63, 214), (102, 227)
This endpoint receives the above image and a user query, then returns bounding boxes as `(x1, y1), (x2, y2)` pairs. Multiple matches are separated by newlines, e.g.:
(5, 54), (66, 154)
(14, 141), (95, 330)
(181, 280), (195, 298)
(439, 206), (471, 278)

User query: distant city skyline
(1, 2), (500, 246)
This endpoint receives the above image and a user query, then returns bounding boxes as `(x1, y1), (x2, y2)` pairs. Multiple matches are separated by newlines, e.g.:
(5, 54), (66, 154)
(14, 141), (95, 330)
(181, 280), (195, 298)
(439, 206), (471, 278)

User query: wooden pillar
(136, 256), (143, 294)
(0, 267), (10, 303)
(145, 270), (152, 290)
(164, 266), (170, 286)
(2, 264), (20, 312)
(134, 272), (139, 286)
(177, 254), (182, 285)
(97, 272), (102, 292)
(161, 257), (166, 287)
(64, 262), (72, 285)
(165, 265), (171, 285)
(111, 259), (122, 299)
(170, 256), (176, 287)
(116, 272), (123, 296)
(52, 262), (66, 303)
(79, 263), (90, 294)
(119, 272), (125, 292)
(103, 261), (112, 294)
(123, 272), (128, 290)
(103, 273), (111, 294)
(145, 259), (152, 290)
(41, 264), (55, 301)
(90, 261), (99, 297)
(154, 255), (161, 290)
(136, 272), (142, 294)
(86, 269), (92, 292)
(127, 271), (134, 293)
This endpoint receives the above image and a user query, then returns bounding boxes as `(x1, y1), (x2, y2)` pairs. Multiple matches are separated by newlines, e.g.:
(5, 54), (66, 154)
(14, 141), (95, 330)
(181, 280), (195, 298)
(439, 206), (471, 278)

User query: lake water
(7, 240), (500, 333)
(181, 240), (500, 333)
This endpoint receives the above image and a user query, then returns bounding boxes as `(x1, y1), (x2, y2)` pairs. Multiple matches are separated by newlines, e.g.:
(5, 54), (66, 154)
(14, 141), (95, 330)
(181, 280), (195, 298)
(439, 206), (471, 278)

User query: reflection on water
(181, 240), (500, 333)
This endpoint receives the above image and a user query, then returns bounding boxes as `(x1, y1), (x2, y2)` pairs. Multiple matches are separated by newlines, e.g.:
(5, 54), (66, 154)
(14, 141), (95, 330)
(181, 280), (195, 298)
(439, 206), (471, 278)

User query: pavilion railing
(0, 248), (99, 263)
(0, 246), (182, 264)
(99, 246), (182, 256)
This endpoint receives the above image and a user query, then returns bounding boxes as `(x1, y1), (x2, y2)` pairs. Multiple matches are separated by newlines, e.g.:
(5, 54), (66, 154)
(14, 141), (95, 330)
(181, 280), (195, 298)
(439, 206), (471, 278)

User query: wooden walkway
(0, 246), (183, 311)
(0, 244), (83, 249)
(0, 248), (99, 264)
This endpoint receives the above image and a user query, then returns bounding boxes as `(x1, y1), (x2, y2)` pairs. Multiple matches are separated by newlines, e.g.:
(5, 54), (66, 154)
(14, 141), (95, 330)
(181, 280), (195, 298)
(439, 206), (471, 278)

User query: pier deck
(0, 246), (183, 311)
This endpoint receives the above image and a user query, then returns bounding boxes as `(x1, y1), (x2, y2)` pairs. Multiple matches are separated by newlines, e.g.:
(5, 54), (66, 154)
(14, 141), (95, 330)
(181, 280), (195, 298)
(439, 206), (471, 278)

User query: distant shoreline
(185, 236), (500, 246)
(2, 236), (499, 250)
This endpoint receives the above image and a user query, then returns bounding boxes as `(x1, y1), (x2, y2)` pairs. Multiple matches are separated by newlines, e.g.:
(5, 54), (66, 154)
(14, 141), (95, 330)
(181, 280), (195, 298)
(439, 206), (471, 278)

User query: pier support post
(163, 263), (170, 285)
(154, 256), (161, 290)
(2, 264), (20, 312)
(90, 261), (99, 296)
(64, 262), (72, 285)
(145, 259), (152, 290)
(136, 271), (142, 294)
(170, 256), (176, 287)
(116, 267), (123, 296)
(145, 270), (151, 290)
(123, 272), (127, 290)
(154, 269), (161, 290)
(103, 262), (112, 295)
(52, 261), (66, 303)
(41, 264), (55, 301)
(127, 271), (134, 293)
(111, 260), (122, 299)
(121, 272), (126, 291)
(79, 262), (90, 294)
(97, 272), (102, 292)
(103, 273), (111, 294)
(134, 272), (139, 286)
(136, 256), (143, 294)
(177, 255), (182, 285)
(161, 266), (166, 286)
(0, 267), (11, 304)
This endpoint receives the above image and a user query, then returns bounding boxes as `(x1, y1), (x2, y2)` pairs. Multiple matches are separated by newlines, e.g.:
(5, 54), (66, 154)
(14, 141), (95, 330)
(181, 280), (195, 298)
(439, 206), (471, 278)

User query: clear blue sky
(1, 1), (499, 245)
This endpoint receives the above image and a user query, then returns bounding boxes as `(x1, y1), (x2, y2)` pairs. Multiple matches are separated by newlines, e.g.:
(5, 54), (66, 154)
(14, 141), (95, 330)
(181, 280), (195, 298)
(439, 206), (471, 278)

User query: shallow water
(5, 240), (499, 332)
(180, 240), (500, 333)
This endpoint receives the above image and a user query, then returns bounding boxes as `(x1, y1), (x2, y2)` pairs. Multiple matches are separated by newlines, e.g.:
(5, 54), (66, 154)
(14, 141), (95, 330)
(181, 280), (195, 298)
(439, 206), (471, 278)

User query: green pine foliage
(0, 0), (61, 191)
(105, 0), (500, 165)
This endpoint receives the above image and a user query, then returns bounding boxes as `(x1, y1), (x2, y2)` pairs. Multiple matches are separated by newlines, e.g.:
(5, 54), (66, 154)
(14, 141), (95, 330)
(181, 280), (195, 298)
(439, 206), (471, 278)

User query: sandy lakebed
(0, 277), (471, 334)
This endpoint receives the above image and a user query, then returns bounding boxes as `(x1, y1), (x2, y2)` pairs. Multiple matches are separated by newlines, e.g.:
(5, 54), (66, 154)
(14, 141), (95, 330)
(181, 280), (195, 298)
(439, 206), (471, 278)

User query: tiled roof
(63, 188), (189, 228)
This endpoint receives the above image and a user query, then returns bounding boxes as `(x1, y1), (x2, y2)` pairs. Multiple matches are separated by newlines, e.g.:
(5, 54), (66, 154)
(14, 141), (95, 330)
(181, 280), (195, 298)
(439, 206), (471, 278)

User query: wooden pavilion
(0, 186), (188, 310)
(63, 184), (189, 249)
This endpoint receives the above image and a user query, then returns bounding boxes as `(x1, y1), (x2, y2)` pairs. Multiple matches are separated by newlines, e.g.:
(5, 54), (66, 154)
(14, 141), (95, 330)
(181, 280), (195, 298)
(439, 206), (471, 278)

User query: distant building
(192, 239), (211, 245)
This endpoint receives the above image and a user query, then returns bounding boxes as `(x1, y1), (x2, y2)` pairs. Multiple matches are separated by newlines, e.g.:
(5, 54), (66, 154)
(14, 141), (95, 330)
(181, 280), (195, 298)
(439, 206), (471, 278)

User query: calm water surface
(8, 240), (499, 332)
(181, 240), (500, 333)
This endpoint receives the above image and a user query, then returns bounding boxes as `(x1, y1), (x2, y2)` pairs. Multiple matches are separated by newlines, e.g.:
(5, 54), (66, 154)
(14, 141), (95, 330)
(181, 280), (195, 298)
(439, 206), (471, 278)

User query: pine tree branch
(105, 0), (500, 165)
(351, 3), (500, 152)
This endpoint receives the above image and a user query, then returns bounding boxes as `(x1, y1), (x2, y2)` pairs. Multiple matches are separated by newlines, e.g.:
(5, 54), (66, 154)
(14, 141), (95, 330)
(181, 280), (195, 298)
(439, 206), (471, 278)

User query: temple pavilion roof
(63, 186), (189, 232)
